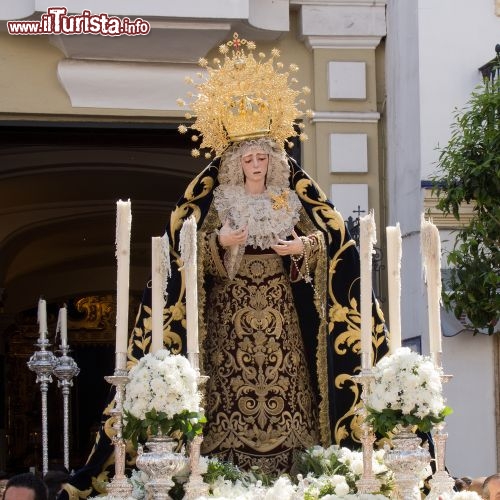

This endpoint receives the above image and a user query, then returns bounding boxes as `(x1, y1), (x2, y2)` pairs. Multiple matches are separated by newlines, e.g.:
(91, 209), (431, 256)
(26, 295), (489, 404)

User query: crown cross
(231, 35), (242, 50)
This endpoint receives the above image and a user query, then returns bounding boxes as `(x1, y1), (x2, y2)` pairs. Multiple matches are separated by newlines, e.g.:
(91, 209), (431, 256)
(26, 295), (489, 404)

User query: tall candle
(359, 211), (376, 369)
(421, 215), (443, 363)
(179, 216), (199, 354)
(115, 199), (132, 365)
(386, 224), (402, 353)
(151, 234), (171, 353)
(37, 298), (47, 341)
(58, 305), (68, 348)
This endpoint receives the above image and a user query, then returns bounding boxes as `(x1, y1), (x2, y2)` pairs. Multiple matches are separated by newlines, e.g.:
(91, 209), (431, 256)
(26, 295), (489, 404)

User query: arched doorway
(0, 122), (204, 473)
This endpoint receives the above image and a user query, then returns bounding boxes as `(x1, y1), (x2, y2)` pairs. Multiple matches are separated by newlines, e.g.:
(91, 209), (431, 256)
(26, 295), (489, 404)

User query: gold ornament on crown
(177, 32), (311, 158)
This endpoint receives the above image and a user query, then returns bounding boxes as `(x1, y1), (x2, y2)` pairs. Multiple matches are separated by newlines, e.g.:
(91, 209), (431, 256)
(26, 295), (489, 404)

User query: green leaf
(430, 79), (500, 335)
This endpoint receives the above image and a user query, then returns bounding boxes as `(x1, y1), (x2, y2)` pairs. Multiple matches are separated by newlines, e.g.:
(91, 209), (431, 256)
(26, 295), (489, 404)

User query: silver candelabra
(352, 368), (382, 495)
(105, 352), (134, 497)
(185, 352), (210, 500)
(427, 373), (455, 499)
(27, 338), (58, 476)
(53, 344), (80, 471)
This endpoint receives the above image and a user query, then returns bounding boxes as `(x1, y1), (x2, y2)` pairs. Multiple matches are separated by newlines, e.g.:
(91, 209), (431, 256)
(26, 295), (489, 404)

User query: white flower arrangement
(195, 474), (389, 499)
(296, 445), (392, 498)
(365, 347), (452, 436)
(123, 349), (205, 447)
(189, 446), (392, 499)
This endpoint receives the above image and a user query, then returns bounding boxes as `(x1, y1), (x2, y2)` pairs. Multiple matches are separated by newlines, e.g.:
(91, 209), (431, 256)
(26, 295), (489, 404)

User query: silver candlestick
(53, 345), (80, 471)
(185, 352), (210, 500)
(352, 369), (381, 495)
(427, 373), (455, 499)
(104, 352), (133, 497)
(27, 338), (58, 476)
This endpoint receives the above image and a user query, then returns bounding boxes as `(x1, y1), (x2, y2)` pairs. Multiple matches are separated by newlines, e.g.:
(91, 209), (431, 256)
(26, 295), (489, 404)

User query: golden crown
(177, 32), (311, 158)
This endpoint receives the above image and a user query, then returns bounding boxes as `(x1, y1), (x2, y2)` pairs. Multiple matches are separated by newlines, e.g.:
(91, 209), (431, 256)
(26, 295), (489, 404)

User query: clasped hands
(218, 220), (304, 256)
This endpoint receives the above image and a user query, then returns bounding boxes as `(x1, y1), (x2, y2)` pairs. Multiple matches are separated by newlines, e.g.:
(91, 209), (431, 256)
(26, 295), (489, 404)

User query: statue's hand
(271, 230), (304, 256)
(218, 220), (248, 247)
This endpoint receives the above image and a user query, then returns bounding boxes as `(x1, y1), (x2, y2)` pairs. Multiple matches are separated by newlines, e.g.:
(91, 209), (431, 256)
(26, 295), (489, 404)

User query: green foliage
(297, 448), (357, 494)
(202, 459), (276, 489)
(242, 467), (277, 487)
(123, 408), (206, 449)
(303, 483), (338, 500)
(203, 459), (243, 484)
(296, 448), (354, 480)
(431, 77), (500, 334)
(365, 406), (453, 438)
(296, 445), (393, 497)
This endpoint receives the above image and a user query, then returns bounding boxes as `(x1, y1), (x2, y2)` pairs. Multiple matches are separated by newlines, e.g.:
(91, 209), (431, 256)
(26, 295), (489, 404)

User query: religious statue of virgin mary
(65, 32), (388, 495)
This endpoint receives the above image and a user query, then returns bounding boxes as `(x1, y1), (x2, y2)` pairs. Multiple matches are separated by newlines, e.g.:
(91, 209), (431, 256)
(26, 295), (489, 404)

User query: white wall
(443, 333), (497, 477)
(418, 0), (500, 179)
(418, 0), (499, 476)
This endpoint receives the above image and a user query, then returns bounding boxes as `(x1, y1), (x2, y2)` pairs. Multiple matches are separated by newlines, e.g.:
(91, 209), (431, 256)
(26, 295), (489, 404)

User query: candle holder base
(184, 435), (209, 500)
(426, 471), (456, 500)
(356, 477), (382, 495)
(352, 371), (381, 494)
(105, 372), (131, 496)
(427, 410), (454, 500)
(184, 475), (209, 500)
(106, 476), (133, 498)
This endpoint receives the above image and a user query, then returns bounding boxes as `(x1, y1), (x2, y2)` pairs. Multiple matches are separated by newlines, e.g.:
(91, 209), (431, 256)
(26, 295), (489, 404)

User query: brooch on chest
(270, 191), (290, 211)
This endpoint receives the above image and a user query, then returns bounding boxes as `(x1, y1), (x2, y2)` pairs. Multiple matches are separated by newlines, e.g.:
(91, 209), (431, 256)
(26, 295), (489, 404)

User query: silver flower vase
(384, 425), (430, 500)
(135, 435), (187, 500)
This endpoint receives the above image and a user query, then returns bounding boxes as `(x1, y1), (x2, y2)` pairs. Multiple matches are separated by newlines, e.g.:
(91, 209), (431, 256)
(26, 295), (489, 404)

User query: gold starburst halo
(178, 32), (309, 158)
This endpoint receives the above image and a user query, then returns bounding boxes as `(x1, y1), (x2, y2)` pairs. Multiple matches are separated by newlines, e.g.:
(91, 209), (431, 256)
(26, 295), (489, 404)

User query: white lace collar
(213, 185), (302, 249)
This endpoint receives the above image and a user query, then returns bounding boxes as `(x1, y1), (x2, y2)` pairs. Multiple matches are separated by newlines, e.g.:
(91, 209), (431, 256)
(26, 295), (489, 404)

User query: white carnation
(366, 347), (447, 421)
(124, 350), (201, 419)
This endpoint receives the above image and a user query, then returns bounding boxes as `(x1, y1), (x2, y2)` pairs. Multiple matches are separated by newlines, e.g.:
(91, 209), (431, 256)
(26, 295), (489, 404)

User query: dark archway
(0, 122), (205, 473)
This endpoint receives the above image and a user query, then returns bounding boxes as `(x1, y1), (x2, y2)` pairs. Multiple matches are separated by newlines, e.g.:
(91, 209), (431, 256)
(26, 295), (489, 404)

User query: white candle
(115, 199), (132, 366)
(37, 298), (47, 341)
(151, 234), (171, 353)
(421, 215), (443, 362)
(386, 224), (402, 353)
(359, 211), (376, 369)
(179, 216), (199, 354)
(58, 306), (68, 348)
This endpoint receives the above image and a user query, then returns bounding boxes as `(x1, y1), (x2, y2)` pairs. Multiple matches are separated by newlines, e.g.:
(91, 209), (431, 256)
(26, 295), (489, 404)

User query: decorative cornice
(303, 35), (384, 50)
(57, 59), (200, 111)
(49, 22), (232, 64)
(310, 110), (380, 123)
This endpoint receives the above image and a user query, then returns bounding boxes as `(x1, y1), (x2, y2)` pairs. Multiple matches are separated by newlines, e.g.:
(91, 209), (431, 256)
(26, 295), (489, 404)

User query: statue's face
(241, 149), (269, 185)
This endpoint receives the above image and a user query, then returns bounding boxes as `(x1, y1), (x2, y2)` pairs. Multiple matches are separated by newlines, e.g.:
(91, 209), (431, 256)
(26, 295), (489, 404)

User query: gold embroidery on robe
(200, 247), (320, 474)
